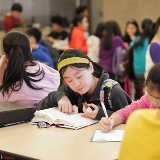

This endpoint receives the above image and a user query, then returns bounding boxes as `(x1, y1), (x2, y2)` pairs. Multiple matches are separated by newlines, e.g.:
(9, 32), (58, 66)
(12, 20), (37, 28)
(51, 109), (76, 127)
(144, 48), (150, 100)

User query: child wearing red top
(69, 15), (89, 54)
(3, 3), (22, 33)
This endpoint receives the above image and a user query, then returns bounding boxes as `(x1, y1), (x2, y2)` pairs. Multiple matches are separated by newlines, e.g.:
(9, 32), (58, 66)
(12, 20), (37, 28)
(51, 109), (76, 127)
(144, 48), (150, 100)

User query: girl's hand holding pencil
(99, 102), (115, 133)
(99, 117), (115, 133)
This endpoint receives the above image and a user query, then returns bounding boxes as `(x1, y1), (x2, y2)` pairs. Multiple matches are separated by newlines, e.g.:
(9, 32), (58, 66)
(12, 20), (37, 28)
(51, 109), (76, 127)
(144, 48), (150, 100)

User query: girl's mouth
(78, 87), (83, 91)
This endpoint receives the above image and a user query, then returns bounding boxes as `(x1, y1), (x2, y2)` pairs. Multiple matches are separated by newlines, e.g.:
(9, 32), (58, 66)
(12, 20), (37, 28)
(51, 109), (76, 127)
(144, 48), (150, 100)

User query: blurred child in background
(87, 22), (105, 62)
(26, 28), (54, 68)
(69, 15), (89, 54)
(98, 21), (126, 79)
(3, 3), (23, 33)
(123, 19), (140, 48)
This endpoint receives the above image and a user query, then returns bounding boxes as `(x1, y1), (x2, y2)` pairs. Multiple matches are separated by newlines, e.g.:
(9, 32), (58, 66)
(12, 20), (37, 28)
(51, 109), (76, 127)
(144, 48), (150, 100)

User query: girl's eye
(78, 75), (82, 79)
(67, 80), (72, 83)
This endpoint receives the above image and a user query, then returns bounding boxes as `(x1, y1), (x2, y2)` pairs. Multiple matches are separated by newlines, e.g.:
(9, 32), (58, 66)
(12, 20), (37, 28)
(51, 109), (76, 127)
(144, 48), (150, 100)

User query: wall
(90, 0), (102, 34)
(0, 0), (75, 28)
(102, 0), (160, 34)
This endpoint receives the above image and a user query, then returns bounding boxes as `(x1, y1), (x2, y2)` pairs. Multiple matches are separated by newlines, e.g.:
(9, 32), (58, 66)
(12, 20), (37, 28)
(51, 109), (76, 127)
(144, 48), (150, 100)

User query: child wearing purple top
(98, 21), (126, 79)
(145, 17), (160, 78)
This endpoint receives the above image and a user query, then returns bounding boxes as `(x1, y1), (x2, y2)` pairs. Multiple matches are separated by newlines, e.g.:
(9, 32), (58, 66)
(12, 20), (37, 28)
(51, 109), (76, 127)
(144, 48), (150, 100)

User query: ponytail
(0, 45), (24, 96)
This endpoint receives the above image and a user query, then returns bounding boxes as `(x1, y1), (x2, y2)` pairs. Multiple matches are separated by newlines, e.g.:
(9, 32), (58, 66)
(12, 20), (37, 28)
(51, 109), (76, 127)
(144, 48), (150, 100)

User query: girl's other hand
(81, 103), (99, 119)
(0, 55), (8, 85)
(0, 55), (8, 71)
(58, 95), (74, 114)
(99, 117), (115, 133)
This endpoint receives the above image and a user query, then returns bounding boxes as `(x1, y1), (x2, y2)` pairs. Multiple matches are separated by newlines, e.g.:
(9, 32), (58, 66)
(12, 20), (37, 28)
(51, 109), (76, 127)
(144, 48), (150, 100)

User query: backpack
(100, 79), (119, 111)
(112, 46), (127, 78)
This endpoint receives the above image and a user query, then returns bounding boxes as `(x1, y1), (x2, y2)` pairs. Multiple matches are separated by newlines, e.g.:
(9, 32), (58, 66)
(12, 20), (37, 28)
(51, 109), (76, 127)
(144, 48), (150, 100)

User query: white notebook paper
(91, 129), (125, 142)
(31, 107), (98, 130)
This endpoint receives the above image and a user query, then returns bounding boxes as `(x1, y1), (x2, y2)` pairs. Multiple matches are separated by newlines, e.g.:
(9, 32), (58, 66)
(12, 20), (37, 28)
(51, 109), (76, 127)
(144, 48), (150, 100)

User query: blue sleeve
(32, 45), (54, 68)
(150, 43), (160, 63)
(129, 36), (140, 47)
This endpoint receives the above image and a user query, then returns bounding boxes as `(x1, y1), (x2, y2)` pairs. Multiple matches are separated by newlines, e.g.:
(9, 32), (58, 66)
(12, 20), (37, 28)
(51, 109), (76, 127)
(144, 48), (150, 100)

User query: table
(54, 45), (69, 51)
(0, 123), (125, 160)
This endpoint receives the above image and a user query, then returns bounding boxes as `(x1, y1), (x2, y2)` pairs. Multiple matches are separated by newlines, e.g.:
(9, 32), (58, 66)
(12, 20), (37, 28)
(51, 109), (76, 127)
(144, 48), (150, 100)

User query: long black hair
(123, 19), (140, 44)
(149, 17), (160, 43)
(146, 63), (160, 93)
(103, 21), (122, 51)
(94, 22), (105, 39)
(58, 49), (106, 79)
(133, 18), (152, 48)
(0, 31), (45, 97)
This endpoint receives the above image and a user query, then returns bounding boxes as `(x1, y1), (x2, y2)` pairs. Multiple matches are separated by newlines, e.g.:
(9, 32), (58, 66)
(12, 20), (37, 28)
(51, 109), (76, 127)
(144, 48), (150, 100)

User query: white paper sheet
(92, 129), (125, 142)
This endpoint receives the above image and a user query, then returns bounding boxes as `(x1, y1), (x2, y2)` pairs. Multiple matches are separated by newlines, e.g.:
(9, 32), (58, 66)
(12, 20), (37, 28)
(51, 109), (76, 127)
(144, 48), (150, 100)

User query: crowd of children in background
(2, 2), (160, 160)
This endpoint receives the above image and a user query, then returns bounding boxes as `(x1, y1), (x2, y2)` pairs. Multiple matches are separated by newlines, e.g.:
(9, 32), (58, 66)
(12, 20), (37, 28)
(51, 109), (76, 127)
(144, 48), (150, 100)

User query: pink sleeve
(0, 91), (24, 103)
(116, 94), (149, 123)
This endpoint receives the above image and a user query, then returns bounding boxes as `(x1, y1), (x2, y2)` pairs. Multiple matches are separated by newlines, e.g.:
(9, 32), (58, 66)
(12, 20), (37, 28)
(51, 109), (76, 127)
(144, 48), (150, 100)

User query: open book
(31, 107), (99, 130)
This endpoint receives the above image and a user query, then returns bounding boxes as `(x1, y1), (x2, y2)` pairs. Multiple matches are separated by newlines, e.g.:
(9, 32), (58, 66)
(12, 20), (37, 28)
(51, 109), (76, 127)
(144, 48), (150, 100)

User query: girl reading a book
(99, 63), (160, 132)
(37, 49), (132, 120)
(0, 31), (60, 105)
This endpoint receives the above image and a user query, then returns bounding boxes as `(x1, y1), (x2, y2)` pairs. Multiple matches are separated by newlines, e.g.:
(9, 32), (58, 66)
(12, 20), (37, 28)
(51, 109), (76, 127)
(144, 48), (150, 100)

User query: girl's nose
(74, 80), (80, 87)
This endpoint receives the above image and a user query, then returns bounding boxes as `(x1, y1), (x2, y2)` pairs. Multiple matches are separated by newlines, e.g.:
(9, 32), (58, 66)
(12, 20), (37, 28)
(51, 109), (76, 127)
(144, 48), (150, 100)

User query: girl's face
(147, 87), (160, 109)
(78, 17), (89, 31)
(62, 63), (94, 95)
(126, 23), (137, 36)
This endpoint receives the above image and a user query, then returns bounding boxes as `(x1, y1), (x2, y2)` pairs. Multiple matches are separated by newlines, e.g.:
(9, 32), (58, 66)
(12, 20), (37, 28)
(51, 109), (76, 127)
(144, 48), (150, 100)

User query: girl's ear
(4, 52), (8, 61)
(89, 62), (94, 73)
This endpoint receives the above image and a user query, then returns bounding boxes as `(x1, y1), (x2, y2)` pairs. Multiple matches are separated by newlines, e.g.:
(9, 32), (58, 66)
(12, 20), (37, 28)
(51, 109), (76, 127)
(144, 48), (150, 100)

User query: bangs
(147, 80), (160, 93)
(60, 63), (90, 78)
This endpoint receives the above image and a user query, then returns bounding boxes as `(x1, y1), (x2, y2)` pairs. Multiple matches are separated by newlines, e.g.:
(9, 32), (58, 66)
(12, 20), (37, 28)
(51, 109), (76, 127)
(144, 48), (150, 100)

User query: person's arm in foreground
(99, 94), (148, 132)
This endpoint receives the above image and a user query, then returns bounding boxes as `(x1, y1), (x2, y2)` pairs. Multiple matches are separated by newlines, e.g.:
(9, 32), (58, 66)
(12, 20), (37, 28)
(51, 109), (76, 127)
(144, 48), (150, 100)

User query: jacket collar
(89, 71), (109, 102)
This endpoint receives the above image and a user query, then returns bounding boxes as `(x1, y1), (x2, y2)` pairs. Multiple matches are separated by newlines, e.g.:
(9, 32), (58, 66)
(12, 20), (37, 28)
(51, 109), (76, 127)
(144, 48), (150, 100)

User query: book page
(55, 114), (98, 128)
(32, 107), (98, 128)
(33, 107), (76, 124)
(92, 129), (125, 142)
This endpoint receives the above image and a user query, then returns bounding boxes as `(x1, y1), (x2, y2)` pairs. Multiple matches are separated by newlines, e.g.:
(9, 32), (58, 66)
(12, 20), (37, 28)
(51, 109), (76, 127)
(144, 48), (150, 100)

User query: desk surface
(54, 44), (69, 51)
(0, 123), (125, 160)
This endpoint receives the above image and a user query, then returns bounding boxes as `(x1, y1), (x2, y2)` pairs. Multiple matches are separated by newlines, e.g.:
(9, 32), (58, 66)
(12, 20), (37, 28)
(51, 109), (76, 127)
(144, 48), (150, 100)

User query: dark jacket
(37, 71), (132, 120)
